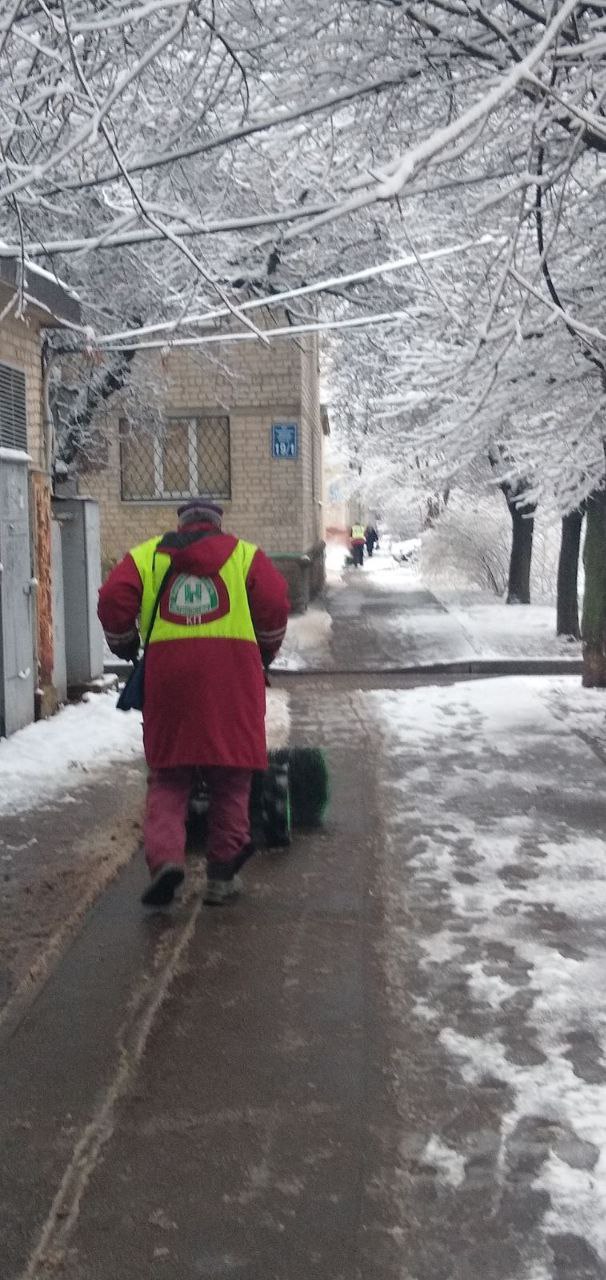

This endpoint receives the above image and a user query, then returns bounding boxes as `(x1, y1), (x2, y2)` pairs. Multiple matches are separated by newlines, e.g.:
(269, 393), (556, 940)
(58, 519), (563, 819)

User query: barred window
(120, 415), (231, 502)
(0, 362), (27, 452)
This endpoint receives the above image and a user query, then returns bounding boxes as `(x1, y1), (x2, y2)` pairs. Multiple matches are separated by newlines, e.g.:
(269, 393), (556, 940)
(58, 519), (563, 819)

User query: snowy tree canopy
(0, 0), (605, 505)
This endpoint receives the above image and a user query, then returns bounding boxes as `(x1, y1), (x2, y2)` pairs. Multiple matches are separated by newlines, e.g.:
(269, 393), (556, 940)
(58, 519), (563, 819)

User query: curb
(105, 659), (583, 680)
(270, 659), (583, 678)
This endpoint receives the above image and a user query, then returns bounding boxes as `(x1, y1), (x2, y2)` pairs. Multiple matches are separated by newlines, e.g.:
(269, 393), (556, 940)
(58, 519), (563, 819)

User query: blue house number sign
(271, 422), (298, 459)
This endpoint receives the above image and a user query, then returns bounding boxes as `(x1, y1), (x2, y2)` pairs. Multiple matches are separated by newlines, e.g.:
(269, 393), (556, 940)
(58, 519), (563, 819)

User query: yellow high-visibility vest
(130, 536), (258, 644)
(351, 524), (365, 540)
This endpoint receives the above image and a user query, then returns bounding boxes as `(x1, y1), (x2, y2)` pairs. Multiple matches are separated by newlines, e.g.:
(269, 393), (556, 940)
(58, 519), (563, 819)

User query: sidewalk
(2, 669), (606, 1277)
(275, 546), (582, 673)
(0, 698), (146, 1028)
(0, 689), (290, 1030)
(2, 563), (605, 1279)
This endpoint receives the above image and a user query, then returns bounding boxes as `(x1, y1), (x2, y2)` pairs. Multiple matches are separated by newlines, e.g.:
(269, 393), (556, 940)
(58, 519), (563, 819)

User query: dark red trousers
(144, 766), (252, 873)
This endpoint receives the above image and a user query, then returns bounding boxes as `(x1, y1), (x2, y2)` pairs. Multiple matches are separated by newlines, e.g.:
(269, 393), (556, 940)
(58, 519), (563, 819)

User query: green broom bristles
(268, 747), (330, 828)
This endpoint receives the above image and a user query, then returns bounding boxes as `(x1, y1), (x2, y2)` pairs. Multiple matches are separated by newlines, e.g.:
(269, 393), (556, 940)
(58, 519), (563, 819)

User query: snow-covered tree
(2, 0), (606, 676)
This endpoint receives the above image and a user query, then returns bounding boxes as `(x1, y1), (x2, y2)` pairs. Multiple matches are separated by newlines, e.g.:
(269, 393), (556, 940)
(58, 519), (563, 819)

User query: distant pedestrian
(98, 499), (289, 907)
(364, 525), (379, 557)
(349, 523), (366, 567)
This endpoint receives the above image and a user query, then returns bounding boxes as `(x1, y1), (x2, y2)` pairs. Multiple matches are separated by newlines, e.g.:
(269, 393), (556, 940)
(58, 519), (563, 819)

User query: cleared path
(0, 568), (601, 1280)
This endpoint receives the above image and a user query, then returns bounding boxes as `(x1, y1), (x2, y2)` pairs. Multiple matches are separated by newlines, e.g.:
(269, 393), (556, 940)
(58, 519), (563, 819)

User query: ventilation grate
(0, 363), (27, 452)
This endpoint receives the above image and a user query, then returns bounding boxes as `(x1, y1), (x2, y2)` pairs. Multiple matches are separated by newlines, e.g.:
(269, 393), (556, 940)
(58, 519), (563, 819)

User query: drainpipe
(42, 347), (62, 477)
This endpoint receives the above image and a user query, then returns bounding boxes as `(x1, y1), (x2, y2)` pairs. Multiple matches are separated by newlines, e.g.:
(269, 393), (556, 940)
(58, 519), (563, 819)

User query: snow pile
(0, 694), (143, 815)
(273, 603), (332, 671)
(422, 1135), (467, 1189)
(370, 676), (606, 1265)
(0, 688), (290, 815)
(266, 688), (290, 748)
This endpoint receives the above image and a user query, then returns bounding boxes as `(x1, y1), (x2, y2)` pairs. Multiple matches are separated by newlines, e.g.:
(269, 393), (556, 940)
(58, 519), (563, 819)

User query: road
(0, 568), (603, 1279)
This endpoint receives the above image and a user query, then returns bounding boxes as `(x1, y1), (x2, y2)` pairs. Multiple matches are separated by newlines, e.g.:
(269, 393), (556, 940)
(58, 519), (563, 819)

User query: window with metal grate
(0, 363), (27, 452)
(120, 415), (231, 502)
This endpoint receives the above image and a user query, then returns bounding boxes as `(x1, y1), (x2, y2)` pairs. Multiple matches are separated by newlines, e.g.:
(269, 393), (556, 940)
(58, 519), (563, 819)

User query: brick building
(79, 323), (328, 610)
(0, 260), (81, 735)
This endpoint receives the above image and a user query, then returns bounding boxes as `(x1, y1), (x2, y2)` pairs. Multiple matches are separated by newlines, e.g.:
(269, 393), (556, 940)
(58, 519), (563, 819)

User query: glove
(113, 634), (140, 663)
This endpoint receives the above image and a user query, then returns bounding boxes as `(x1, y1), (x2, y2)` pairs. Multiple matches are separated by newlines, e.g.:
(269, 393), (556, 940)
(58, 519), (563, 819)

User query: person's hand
(113, 634), (140, 663)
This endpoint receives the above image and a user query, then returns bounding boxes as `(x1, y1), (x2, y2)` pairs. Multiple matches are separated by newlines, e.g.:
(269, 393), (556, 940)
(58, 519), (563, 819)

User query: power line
(93, 307), (413, 353)
(97, 234), (503, 346)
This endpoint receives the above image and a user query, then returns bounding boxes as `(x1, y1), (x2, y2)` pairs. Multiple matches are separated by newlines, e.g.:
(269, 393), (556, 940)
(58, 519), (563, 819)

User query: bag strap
(143, 529), (215, 650)
(142, 562), (173, 651)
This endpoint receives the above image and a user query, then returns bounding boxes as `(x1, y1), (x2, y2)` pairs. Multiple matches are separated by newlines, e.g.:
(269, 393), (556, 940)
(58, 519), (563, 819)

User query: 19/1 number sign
(271, 423), (298, 459)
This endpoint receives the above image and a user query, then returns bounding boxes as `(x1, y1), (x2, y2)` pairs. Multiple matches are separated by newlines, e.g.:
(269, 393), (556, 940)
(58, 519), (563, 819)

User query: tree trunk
(581, 488), (606, 686)
(507, 503), (535, 604)
(556, 509), (583, 639)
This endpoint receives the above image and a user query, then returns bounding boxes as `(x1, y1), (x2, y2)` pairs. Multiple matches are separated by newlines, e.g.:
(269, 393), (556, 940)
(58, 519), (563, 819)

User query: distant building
(79, 325), (328, 611)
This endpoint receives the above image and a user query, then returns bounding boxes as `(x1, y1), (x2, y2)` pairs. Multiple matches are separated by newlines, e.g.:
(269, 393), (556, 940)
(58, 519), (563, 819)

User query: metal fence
(120, 415), (231, 502)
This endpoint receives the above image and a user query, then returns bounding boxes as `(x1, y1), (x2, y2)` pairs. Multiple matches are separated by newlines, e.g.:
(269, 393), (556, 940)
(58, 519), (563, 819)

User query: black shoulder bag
(116, 563), (173, 713)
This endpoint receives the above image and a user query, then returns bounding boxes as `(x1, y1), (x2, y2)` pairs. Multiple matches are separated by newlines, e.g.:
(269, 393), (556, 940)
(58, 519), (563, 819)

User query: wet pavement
(1, 569), (604, 1279)
(0, 765), (145, 1033)
(327, 569), (461, 670)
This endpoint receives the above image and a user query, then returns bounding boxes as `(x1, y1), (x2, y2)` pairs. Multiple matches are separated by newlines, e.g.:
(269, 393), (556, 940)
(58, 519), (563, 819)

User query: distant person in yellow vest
(349, 523), (366, 567)
(98, 500), (289, 907)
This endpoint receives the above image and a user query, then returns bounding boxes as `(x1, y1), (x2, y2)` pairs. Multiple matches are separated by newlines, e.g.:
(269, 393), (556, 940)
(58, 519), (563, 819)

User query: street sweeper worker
(349, 523), (365, 567)
(98, 499), (290, 907)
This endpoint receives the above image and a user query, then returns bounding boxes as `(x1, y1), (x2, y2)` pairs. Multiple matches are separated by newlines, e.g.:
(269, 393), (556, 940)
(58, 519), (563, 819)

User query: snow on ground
(359, 547), (581, 661)
(273, 603), (332, 671)
(0, 688), (290, 815)
(433, 587), (581, 660)
(0, 695), (143, 815)
(265, 688), (290, 749)
(325, 537), (348, 582)
(370, 675), (606, 1265)
(422, 1135), (467, 1188)
(271, 538), (345, 670)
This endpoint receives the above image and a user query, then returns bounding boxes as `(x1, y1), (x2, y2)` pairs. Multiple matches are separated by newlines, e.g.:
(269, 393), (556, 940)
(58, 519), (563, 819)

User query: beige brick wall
(79, 331), (326, 569)
(0, 313), (44, 472)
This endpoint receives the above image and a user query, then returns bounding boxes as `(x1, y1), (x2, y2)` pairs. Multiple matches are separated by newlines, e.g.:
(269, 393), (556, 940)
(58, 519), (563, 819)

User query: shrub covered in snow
(421, 495), (561, 601)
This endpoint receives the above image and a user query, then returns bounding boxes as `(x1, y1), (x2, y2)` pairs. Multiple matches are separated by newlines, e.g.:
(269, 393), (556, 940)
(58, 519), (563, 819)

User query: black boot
(141, 863), (185, 907)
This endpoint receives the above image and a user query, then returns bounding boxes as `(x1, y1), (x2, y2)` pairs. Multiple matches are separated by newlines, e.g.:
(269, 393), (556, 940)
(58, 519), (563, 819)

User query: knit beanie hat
(177, 499), (223, 529)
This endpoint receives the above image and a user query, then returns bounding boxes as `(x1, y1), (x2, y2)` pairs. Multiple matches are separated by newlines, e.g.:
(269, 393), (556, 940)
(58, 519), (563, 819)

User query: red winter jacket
(98, 523), (290, 770)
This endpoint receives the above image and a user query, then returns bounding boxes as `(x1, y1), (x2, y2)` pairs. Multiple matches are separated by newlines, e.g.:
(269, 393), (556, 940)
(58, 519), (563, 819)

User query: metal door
(0, 456), (35, 736)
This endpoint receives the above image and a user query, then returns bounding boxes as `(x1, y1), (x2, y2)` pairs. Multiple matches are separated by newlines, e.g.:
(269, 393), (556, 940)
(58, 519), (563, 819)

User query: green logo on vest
(169, 574), (219, 620)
